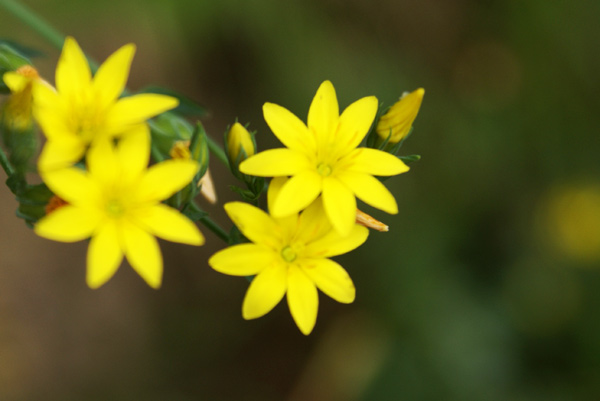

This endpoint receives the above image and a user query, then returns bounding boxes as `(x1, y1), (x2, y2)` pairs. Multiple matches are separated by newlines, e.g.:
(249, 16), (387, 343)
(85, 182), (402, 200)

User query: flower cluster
(1, 37), (424, 334)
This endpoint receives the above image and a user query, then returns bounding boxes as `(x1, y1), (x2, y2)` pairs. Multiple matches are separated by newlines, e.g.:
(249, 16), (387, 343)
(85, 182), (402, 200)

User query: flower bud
(2, 65), (42, 130)
(376, 88), (424, 144)
(226, 122), (255, 163)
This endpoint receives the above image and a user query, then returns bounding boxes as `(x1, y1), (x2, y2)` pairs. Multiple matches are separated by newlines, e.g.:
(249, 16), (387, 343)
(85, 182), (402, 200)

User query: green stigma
(281, 246), (297, 263)
(105, 199), (125, 217)
(317, 163), (332, 177)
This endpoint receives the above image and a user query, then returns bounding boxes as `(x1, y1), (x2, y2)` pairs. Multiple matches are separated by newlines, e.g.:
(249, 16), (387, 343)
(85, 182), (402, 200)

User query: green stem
(0, 0), (65, 50)
(199, 215), (229, 243)
(0, 146), (15, 177)
(207, 136), (228, 167)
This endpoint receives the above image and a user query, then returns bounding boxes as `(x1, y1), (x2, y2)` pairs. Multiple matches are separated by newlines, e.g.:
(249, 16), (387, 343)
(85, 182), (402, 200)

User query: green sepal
(15, 183), (54, 227)
(5, 173), (26, 195)
(0, 123), (38, 173)
(148, 112), (194, 161)
(190, 122), (209, 183)
(399, 154), (421, 164)
(138, 86), (207, 118)
(181, 201), (208, 222)
(229, 185), (261, 203)
(16, 182), (53, 205)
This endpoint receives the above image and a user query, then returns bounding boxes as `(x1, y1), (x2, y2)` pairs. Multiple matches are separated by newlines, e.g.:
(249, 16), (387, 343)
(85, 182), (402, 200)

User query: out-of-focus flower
(2, 65), (46, 130)
(34, 125), (204, 289)
(33, 37), (178, 171)
(240, 80), (409, 236)
(376, 88), (424, 144)
(209, 177), (369, 335)
(542, 183), (600, 262)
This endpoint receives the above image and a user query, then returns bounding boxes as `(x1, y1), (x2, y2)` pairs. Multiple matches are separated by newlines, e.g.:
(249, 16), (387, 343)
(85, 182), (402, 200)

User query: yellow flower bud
(376, 88), (424, 144)
(2, 65), (42, 130)
(226, 122), (255, 162)
(169, 140), (192, 160)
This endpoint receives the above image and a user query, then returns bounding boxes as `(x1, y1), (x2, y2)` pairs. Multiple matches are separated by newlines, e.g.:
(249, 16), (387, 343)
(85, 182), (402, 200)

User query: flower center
(280, 246), (297, 263)
(317, 163), (332, 177)
(105, 199), (125, 218)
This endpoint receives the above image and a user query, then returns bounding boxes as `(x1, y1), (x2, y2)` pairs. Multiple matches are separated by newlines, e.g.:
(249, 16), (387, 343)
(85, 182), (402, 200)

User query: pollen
(15, 65), (39, 80)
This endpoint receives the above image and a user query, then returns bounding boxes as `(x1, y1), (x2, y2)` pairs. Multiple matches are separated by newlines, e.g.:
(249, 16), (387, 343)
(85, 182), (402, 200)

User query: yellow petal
(267, 176), (288, 214)
(106, 94), (178, 132)
(55, 37), (91, 98)
(224, 202), (282, 249)
(322, 177), (356, 236)
(209, 243), (276, 276)
(3, 71), (29, 92)
(34, 106), (72, 141)
(34, 205), (100, 242)
(86, 221), (123, 289)
(342, 148), (409, 176)
(121, 219), (163, 289)
(37, 138), (87, 172)
(41, 167), (102, 205)
(135, 159), (198, 202)
(335, 95), (378, 155)
(307, 80), (339, 145)
(92, 43), (135, 109)
(305, 224), (368, 258)
(133, 204), (204, 245)
(337, 171), (398, 214)
(86, 138), (119, 186)
(263, 102), (316, 153)
(242, 262), (287, 319)
(294, 198), (331, 244)
(301, 258), (355, 304)
(271, 170), (322, 218)
(239, 148), (311, 177)
(116, 124), (151, 184)
(287, 265), (318, 335)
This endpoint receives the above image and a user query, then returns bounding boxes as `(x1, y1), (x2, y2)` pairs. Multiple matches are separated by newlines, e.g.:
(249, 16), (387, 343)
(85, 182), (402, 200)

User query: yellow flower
(34, 124), (204, 289)
(376, 88), (424, 144)
(209, 177), (369, 335)
(226, 122), (256, 162)
(240, 80), (409, 236)
(33, 37), (178, 171)
(2, 65), (45, 130)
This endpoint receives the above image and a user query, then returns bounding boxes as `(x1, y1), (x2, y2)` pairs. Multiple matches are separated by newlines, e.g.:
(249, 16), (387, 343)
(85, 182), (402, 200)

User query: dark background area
(1, 0), (600, 400)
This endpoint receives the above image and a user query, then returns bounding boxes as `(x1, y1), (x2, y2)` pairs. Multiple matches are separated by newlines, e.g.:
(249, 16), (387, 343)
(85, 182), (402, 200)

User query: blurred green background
(1, 0), (600, 400)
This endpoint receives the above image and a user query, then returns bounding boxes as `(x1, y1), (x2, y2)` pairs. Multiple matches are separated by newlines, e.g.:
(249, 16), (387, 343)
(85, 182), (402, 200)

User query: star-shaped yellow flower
(34, 124), (204, 289)
(209, 177), (368, 335)
(33, 37), (178, 171)
(240, 80), (409, 236)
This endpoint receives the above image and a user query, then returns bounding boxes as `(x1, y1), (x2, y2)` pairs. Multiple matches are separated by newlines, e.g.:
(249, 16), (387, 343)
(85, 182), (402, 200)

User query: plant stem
(199, 215), (229, 243)
(0, 146), (15, 177)
(0, 0), (65, 50)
